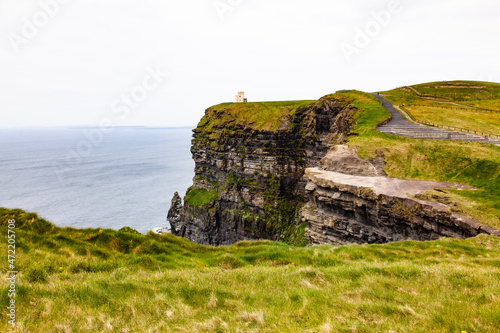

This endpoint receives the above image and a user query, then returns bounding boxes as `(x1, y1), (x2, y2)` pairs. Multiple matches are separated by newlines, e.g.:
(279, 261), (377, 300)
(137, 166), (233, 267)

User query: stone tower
(235, 92), (247, 103)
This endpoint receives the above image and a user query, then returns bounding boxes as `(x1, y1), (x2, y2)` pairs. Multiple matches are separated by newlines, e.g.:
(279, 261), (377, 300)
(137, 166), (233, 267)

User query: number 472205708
(8, 229), (16, 266)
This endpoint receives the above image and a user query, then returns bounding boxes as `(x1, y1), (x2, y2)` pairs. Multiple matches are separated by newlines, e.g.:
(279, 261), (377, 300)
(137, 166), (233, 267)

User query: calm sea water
(0, 127), (194, 233)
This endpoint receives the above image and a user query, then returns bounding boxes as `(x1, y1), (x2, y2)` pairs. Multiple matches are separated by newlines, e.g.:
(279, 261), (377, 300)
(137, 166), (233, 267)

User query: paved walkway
(372, 94), (500, 145)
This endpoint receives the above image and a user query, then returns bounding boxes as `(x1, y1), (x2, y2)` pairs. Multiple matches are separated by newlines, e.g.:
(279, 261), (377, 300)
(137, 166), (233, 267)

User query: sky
(0, 0), (499, 128)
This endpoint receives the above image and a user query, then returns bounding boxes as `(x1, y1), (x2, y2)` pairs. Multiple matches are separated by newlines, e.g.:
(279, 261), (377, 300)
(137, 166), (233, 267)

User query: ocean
(0, 127), (194, 234)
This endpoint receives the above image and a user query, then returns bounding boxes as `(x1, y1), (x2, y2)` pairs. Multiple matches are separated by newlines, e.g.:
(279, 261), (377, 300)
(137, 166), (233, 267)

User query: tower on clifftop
(235, 92), (247, 103)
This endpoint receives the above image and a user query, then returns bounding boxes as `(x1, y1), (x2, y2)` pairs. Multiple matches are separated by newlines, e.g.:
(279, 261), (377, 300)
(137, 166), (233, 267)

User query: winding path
(372, 94), (500, 145)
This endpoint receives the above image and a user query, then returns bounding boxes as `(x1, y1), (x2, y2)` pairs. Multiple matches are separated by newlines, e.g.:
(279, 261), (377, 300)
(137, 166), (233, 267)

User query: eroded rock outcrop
(167, 192), (182, 232)
(302, 167), (500, 245)
(319, 145), (383, 176)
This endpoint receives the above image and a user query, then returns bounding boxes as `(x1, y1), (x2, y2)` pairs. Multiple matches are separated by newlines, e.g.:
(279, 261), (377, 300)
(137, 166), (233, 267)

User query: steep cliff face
(169, 96), (357, 245)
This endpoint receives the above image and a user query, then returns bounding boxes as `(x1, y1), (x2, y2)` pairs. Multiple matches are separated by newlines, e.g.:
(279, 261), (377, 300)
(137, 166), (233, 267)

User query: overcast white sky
(0, 0), (499, 127)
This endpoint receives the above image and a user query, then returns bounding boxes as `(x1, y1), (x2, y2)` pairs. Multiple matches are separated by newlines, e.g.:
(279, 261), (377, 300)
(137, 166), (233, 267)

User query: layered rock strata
(303, 167), (500, 245)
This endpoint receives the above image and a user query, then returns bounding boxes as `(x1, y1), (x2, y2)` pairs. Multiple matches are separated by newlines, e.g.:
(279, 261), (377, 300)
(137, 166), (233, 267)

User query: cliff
(169, 91), (500, 246)
(169, 96), (357, 245)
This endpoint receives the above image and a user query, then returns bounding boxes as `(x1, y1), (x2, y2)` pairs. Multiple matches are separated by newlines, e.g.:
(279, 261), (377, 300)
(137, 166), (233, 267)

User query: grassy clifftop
(197, 100), (315, 132)
(2, 208), (500, 332)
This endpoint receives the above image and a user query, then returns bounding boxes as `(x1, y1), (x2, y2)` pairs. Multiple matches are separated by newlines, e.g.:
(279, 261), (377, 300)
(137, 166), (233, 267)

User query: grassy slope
(381, 81), (500, 135)
(337, 90), (500, 229)
(410, 81), (500, 107)
(404, 105), (500, 136)
(1, 208), (500, 332)
(198, 100), (315, 132)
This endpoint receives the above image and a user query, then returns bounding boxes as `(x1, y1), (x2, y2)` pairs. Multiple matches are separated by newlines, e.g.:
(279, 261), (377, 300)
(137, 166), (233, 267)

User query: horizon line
(0, 125), (196, 130)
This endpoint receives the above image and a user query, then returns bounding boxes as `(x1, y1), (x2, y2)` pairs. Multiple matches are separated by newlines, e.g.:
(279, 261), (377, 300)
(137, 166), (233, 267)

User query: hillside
(339, 89), (500, 230)
(2, 208), (500, 332)
(381, 81), (500, 137)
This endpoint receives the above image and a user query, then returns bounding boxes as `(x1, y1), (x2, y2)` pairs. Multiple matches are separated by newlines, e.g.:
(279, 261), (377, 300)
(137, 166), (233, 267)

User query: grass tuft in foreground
(1, 208), (499, 332)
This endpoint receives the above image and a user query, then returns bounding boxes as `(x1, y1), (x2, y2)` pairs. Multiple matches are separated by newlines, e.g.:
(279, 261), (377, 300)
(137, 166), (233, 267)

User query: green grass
(185, 188), (219, 207)
(381, 81), (500, 135)
(402, 105), (500, 136)
(198, 100), (315, 132)
(335, 90), (500, 229)
(2, 208), (500, 332)
(410, 80), (500, 105)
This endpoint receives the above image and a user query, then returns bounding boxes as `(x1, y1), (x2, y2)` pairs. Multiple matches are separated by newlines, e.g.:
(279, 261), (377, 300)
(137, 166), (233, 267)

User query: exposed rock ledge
(302, 167), (500, 245)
